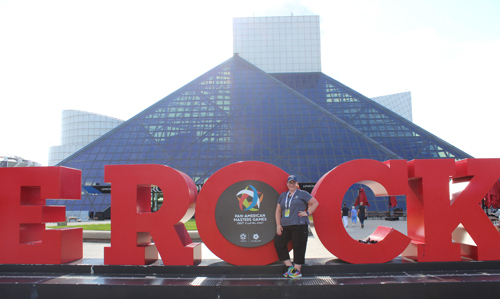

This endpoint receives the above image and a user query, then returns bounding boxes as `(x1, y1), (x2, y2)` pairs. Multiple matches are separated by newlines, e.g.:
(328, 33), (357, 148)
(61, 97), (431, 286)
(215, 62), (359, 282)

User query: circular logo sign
(215, 180), (278, 248)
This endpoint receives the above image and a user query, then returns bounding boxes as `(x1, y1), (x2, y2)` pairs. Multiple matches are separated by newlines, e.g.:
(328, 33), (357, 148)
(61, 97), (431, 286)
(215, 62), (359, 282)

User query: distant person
(357, 202), (366, 228)
(275, 175), (319, 278)
(342, 203), (349, 228)
(351, 206), (357, 227)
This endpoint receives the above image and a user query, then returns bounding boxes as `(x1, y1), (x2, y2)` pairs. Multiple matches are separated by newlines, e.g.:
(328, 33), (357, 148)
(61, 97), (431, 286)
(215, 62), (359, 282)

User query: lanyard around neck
(285, 190), (296, 209)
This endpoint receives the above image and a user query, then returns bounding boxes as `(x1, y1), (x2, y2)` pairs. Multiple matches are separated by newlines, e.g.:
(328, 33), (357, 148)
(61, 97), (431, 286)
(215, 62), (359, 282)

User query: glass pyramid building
(52, 55), (472, 213)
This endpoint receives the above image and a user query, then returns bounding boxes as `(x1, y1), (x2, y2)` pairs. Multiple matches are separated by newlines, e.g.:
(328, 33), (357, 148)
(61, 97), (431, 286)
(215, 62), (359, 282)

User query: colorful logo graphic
(216, 180), (278, 248)
(237, 185), (264, 211)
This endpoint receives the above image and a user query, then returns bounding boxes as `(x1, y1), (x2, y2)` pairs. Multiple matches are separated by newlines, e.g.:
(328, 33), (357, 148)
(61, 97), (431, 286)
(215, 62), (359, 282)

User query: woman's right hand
(276, 224), (283, 236)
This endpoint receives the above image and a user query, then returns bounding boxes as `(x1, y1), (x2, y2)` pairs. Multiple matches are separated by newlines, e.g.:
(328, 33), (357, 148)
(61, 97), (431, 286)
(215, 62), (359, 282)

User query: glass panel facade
(371, 91), (412, 122)
(233, 16), (321, 73)
(52, 56), (472, 213)
(271, 72), (473, 160)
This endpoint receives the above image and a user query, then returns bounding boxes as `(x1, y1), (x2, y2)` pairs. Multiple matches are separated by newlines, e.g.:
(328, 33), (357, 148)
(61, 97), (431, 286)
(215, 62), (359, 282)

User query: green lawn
(47, 219), (198, 231)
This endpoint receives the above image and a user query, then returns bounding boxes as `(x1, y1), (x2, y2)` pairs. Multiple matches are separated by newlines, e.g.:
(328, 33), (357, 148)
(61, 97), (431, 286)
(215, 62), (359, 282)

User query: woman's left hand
(298, 211), (308, 217)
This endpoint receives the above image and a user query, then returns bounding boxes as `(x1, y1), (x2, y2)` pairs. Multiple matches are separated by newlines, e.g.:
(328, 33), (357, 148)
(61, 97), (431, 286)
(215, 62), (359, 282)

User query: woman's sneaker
(288, 267), (302, 278)
(283, 266), (294, 277)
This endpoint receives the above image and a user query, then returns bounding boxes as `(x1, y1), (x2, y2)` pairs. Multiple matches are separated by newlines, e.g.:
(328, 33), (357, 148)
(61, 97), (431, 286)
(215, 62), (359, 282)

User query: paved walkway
(81, 218), (408, 260)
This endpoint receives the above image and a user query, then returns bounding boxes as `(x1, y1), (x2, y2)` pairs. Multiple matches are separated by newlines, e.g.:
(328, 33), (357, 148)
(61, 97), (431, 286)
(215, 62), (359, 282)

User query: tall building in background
(53, 54), (471, 213)
(48, 110), (123, 166)
(233, 16), (321, 73)
(234, 16), (412, 121)
(51, 16), (409, 168)
(52, 16), (467, 214)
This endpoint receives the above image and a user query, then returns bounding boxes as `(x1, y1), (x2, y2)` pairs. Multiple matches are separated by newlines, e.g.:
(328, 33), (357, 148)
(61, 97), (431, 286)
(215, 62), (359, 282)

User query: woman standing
(357, 202), (366, 228)
(274, 175), (319, 278)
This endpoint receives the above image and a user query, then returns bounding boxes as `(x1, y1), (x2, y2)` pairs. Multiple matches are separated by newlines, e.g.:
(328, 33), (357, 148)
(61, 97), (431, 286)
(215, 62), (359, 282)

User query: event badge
(284, 209), (290, 217)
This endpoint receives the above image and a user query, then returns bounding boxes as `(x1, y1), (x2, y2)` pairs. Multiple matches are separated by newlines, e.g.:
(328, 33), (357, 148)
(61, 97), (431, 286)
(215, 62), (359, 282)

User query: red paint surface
(0, 167), (82, 264)
(403, 159), (500, 262)
(196, 161), (289, 265)
(104, 164), (201, 265)
(2, 159), (500, 265)
(312, 160), (411, 264)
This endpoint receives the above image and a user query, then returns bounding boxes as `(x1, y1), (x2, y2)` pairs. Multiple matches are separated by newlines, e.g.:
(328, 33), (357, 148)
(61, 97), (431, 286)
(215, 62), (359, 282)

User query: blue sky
(1, 0), (499, 165)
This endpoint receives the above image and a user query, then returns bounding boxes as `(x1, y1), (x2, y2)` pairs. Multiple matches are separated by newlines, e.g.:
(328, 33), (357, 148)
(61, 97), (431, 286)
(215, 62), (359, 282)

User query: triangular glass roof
(271, 72), (472, 159)
(54, 55), (471, 212)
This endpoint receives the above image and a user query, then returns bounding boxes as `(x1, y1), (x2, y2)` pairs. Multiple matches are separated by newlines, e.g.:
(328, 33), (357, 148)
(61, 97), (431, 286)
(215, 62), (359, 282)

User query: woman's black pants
(274, 225), (309, 265)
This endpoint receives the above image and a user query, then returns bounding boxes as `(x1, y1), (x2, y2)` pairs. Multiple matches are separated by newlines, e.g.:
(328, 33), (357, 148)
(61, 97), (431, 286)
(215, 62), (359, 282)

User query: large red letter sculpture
(312, 159), (411, 264)
(403, 159), (500, 262)
(0, 167), (82, 264)
(104, 164), (200, 265)
(196, 161), (289, 265)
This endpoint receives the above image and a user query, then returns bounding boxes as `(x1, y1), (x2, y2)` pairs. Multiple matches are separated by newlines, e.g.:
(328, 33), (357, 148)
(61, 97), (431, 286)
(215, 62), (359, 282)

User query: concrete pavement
(80, 218), (408, 260)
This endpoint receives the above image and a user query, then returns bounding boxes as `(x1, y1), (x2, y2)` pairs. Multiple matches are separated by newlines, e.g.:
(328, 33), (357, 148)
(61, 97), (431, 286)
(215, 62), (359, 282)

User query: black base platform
(1, 257), (500, 299)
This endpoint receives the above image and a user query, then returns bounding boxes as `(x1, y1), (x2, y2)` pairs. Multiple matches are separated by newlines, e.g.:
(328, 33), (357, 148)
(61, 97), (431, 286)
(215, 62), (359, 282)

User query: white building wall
(233, 16), (321, 73)
(48, 110), (123, 165)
